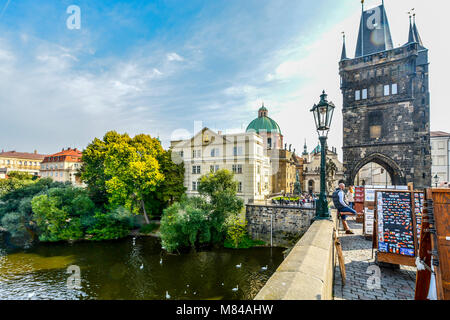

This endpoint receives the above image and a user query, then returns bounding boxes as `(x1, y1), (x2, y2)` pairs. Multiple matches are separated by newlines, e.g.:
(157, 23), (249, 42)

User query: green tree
(80, 131), (168, 224)
(146, 150), (186, 217)
(160, 170), (244, 253)
(0, 178), (64, 245)
(198, 169), (244, 242)
(0, 171), (35, 197)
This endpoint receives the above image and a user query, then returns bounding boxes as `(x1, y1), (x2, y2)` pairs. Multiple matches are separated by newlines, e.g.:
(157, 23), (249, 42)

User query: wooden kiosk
(415, 188), (450, 300)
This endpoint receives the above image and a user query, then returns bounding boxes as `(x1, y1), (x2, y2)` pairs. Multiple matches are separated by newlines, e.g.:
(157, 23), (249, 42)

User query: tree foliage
(0, 178), (135, 246)
(160, 170), (244, 253)
(0, 171), (36, 197)
(80, 131), (185, 223)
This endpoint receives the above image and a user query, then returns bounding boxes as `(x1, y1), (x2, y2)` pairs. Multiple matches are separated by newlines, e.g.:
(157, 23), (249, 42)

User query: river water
(0, 236), (285, 300)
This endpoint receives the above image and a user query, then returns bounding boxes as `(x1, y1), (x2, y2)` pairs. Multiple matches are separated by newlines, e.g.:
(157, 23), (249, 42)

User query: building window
(368, 111), (383, 139)
(192, 150), (201, 158)
(192, 181), (198, 191)
(268, 138), (272, 149)
(355, 90), (361, 101)
(362, 89), (368, 100)
(210, 148), (219, 157)
(178, 151), (184, 158)
(391, 83), (398, 95)
(238, 182), (242, 193)
(192, 165), (201, 174)
(384, 85), (390, 96)
(210, 165), (219, 173)
(233, 146), (243, 156)
(232, 164), (243, 174)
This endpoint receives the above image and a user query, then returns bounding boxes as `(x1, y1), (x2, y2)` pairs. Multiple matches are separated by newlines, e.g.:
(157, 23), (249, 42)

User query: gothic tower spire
(341, 32), (348, 61)
(355, 0), (393, 57)
(407, 14), (416, 44)
(412, 13), (424, 48)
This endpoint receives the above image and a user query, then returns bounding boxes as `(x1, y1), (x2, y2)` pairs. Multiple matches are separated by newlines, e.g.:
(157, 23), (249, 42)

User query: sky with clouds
(0, 0), (448, 159)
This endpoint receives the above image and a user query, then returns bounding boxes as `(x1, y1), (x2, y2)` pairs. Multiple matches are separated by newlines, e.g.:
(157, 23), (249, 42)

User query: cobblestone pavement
(333, 218), (417, 300)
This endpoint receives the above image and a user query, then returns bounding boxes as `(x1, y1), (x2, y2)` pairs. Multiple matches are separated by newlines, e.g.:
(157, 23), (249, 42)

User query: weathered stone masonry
(339, 5), (431, 189)
(246, 205), (315, 247)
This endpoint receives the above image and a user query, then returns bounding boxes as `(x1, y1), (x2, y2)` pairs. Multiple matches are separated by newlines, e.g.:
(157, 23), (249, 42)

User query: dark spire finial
(412, 12), (423, 47)
(407, 11), (416, 44)
(341, 31), (348, 61)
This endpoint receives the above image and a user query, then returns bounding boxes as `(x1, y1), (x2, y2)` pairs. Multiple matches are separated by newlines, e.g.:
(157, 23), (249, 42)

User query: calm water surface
(0, 236), (284, 300)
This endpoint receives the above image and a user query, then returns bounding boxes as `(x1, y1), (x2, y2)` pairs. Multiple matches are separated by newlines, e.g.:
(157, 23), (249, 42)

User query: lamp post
(434, 174), (439, 188)
(310, 90), (335, 220)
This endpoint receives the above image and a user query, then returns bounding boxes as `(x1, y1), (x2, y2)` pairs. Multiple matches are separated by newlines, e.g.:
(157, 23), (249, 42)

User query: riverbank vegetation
(160, 170), (260, 253)
(0, 131), (185, 247)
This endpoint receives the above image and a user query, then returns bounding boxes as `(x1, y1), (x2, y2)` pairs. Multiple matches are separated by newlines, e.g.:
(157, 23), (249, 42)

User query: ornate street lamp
(434, 174), (439, 188)
(310, 90), (335, 220)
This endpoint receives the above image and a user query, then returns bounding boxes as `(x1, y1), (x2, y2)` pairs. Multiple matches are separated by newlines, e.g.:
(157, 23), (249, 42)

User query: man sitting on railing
(332, 182), (357, 234)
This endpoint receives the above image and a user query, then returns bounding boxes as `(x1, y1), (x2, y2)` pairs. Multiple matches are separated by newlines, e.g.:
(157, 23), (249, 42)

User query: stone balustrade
(255, 212), (336, 300)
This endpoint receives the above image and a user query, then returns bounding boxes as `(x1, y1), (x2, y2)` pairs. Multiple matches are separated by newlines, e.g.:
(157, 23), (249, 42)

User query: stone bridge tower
(339, 2), (431, 188)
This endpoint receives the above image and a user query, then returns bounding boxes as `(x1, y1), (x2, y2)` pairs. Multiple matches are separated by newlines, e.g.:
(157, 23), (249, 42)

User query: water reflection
(0, 237), (284, 300)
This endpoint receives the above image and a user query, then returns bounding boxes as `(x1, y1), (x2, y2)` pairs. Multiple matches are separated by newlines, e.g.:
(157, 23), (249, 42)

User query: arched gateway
(339, 2), (431, 188)
(349, 153), (405, 186)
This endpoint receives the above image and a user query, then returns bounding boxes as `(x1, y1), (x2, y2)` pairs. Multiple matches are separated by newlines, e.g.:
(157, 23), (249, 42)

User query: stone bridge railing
(255, 212), (337, 300)
(245, 205), (315, 247)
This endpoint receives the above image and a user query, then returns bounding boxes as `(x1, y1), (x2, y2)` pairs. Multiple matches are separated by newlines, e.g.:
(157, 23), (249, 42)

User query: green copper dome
(246, 105), (282, 134)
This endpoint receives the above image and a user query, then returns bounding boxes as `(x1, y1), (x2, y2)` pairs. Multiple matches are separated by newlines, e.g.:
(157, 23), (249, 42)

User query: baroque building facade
(339, 3), (431, 188)
(302, 142), (345, 194)
(39, 148), (83, 186)
(170, 128), (271, 204)
(0, 150), (47, 177)
(246, 105), (303, 195)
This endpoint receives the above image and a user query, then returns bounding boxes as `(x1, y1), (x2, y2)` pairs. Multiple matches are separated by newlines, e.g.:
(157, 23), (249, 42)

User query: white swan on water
(166, 291), (171, 299)
(261, 265), (268, 271)
(140, 264), (144, 270)
(236, 263), (242, 268)
(232, 285), (239, 292)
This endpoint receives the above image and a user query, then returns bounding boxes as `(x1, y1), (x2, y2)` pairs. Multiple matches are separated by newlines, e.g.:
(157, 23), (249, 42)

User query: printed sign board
(365, 189), (376, 202)
(376, 191), (416, 257)
(364, 208), (374, 236)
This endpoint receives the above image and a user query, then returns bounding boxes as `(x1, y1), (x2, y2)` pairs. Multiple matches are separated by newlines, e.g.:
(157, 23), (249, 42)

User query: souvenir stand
(373, 190), (419, 267)
(415, 189), (450, 300)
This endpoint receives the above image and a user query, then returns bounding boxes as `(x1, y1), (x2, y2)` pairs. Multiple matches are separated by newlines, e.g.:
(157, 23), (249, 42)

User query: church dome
(246, 104), (282, 135)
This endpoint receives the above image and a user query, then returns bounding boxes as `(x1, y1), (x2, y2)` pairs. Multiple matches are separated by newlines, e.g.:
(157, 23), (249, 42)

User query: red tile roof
(431, 131), (450, 137)
(42, 148), (82, 163)
(0, 150), (46, 161)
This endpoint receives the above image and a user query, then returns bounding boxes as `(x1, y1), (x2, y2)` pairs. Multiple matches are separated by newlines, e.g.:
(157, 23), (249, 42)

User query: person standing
(332, 183), (357, 234)
(346, 186), (355, 209)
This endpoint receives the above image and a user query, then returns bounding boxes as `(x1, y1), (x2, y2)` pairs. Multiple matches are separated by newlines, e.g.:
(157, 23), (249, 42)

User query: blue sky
(0, 0), (448, 158)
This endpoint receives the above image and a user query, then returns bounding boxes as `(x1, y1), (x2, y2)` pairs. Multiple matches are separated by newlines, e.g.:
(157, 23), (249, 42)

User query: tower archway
(348, 153), (406, 186)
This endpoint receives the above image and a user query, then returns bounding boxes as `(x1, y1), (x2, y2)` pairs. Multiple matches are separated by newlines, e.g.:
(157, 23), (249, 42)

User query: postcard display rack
(362, 187), (375, 239)
(373, 190), (420, 267)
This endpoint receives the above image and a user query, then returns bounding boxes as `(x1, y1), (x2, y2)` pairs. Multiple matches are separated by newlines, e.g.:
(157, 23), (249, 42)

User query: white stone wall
(171, 128), (272, 204)
(431, 135), (450, 184)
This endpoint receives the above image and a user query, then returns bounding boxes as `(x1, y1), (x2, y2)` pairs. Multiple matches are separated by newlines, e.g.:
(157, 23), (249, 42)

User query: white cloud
(167, 52), (184, 62)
